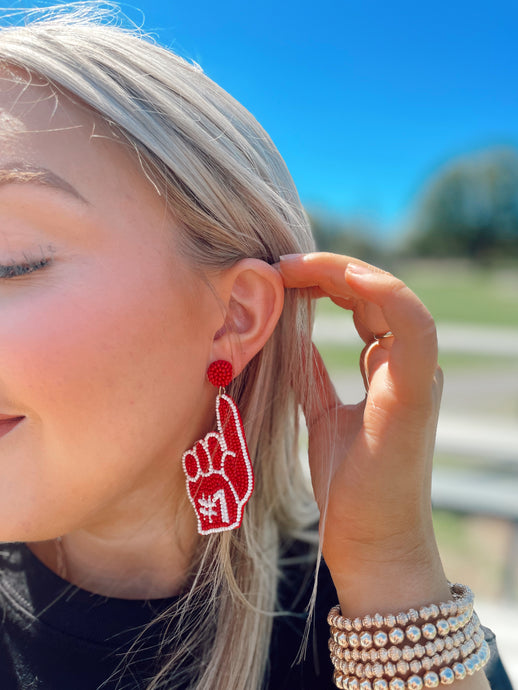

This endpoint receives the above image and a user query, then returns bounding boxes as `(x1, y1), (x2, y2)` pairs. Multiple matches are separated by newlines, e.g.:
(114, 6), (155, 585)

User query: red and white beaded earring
(182, 360), (254, 535)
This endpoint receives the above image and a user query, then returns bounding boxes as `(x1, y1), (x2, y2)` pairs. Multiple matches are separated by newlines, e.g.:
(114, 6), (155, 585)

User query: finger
(352, 308), (391, 345)
(197, 441), (211, 473)
(183, 451), (200, 480)
(207, 435), (223, 471)
(345, 263), (438, 397)
(223, 450), (253, 502)
(217, 394), (248, 456)
(277, 252), (362, 297)
(278, 253), (389, 337)
(308, 286), (328, 299)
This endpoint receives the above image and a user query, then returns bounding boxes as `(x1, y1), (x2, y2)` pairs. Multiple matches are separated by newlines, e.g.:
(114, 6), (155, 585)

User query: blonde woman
(0, 7), (511, 690)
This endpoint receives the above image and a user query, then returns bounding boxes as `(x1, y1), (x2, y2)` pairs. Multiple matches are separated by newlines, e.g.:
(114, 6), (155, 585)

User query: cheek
(0, 265), (212, 535)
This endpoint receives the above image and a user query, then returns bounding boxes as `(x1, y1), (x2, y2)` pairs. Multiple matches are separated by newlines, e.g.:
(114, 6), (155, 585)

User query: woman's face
(0, 71), (221, 542)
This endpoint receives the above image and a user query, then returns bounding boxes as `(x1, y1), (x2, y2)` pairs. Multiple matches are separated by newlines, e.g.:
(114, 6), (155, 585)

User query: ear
(210, 259), (284, 377)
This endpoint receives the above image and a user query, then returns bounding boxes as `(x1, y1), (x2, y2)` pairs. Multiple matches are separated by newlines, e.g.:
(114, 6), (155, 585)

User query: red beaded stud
(207, 360), (233, 388)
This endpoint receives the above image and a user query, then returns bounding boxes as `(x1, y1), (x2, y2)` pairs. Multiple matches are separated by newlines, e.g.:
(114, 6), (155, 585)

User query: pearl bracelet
(332, 639), (490, 689)
(330, 610), (477, 653)
(328, 584), (474, 634)
(329, 621), (483, 667)
(330, 613), (480, 661)
(328, 583), (488, 689)
(330, 628), (485, 678)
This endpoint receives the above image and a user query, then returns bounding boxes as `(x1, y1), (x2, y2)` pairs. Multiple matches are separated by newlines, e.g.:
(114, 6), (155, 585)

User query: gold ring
(361, 332), (394, 393)
(373, 330), (394, 341)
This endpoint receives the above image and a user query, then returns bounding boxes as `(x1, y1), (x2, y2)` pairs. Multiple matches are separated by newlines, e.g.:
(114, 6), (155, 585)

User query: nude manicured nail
(346, 262), (371, 274)
(278, 253), (302, 262)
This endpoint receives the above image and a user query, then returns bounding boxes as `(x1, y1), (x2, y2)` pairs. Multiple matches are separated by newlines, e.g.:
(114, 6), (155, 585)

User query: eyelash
(0, 257), (52, 279)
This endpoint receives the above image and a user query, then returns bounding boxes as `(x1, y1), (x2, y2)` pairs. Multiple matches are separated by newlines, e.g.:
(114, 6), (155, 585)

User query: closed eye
(0, 257), (52, 279)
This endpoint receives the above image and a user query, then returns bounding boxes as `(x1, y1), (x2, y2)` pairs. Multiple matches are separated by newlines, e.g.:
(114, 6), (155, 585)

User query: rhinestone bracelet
(329, 620), (483, 667)
(328, 584), (474, 634)
(332, 638), (490, 689)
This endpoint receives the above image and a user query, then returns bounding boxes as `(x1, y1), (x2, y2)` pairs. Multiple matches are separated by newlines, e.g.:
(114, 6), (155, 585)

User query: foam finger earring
(182, 361), (254, 535)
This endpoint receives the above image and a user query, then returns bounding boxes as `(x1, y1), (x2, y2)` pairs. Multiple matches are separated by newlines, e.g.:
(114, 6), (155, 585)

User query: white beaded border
(332, 639), (490, 689)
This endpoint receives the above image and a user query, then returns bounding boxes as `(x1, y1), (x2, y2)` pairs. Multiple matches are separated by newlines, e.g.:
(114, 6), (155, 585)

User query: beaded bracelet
(329, 613), (480, 663)
(328, 584), (489, 689)
(330, 605), (476, 649)
(328, 622), (483, 667)
(330, 629), (485, 678)
(330, 610), (477, 654)
(327, 584), (474, 634)
(332, 638), (490, 689)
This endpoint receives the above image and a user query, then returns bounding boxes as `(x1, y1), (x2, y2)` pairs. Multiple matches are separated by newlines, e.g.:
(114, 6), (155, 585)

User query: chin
(0, 502), (65, 543)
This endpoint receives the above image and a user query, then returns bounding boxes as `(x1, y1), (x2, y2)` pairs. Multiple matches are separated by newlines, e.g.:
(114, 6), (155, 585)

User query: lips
(0, 415), (25, 437)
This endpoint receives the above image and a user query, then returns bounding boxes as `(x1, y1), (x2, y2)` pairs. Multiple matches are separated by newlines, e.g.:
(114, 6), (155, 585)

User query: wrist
(329, 544), (450, 618)
(328, 583), (491, 690)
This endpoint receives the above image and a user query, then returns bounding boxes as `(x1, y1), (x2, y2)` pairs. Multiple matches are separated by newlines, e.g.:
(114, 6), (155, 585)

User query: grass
(393, 261), (518, 327)
(312, 344), (361, 370)
(314, 261), (518, 327)
(314, 342), (518, 373)
(432, 509), (516, 600)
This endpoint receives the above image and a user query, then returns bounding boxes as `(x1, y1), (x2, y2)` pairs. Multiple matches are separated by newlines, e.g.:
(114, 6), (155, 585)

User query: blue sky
(8, 0), (518, 238)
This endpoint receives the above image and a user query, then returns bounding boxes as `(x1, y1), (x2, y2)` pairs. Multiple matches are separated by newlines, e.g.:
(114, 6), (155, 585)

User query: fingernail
(346, 262), (372, 275)
(279, 253), (302, 262)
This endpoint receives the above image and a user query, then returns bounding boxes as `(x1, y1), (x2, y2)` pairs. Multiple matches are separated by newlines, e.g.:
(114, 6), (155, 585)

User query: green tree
(307, 211), (385, 265)
(407, 147), (518, 262)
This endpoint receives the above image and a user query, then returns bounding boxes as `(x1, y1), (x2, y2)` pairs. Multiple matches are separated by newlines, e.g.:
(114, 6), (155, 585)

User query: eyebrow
(0, 162), (89, 205)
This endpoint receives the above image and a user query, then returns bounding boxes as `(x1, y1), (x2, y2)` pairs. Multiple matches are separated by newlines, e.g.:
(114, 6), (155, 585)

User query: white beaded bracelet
(329, 623), (483, 667)
(328, 584), (489, 689)
(328, 584), (474, 634)
(330, 610), (477, 653)
(332, 637), (490, 689)
(330, 628), (485, 678)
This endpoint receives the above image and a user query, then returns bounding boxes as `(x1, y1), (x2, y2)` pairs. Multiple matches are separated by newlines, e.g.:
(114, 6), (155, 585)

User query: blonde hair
(0, 5), (320, 689)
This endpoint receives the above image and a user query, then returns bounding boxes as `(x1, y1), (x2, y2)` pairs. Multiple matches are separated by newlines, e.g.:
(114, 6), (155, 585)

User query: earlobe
(210, 259), (284, 376)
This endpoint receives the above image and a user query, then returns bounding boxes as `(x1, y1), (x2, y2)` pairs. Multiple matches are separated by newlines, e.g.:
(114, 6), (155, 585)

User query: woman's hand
(277, 252), (451, 616)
